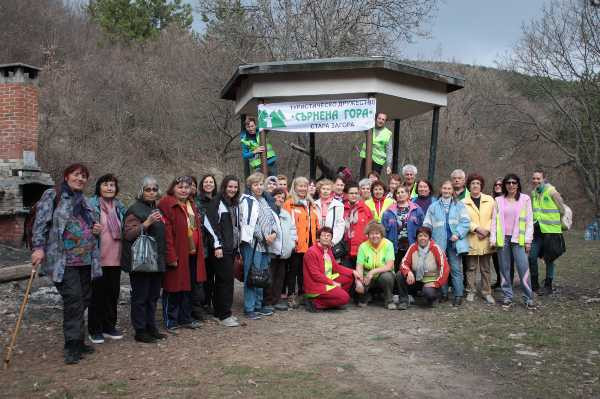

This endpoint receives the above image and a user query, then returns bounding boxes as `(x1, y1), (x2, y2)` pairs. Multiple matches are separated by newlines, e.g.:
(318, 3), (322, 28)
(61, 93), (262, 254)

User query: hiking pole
(4, 268), (37, 370)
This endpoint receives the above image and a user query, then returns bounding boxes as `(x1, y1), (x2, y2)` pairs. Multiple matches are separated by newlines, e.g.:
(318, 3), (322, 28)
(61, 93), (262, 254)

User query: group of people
(29, 117), (567, 365)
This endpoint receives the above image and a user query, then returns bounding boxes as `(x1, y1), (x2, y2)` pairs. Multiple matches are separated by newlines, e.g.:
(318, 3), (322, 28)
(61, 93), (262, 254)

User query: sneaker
(501, 300), (513, 309)
(386, 303), (398, 310)
(288, 295), (299, 309)
(484, 294), (496, 304)
(166, 325), (179, 334)
(525, 302), (537, 310)
(256, 307), (274, 316)
(397, 302), (409, 310)
(274, 301), (289, 311)
(103, 328), (124, 340)
(392, 295), (400, 304)
(89, 333), (104, 344)
(135, 331), (157, 343)
(220, 316), (240, 327)
(466, 293), (475, 302)
(245, 311), (261, 320)
(181, 320), (202, 329)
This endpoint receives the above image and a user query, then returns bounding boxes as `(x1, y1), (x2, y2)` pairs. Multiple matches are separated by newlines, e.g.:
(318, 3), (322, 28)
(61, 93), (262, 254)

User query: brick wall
(0, 83), (39, 160)
(0, 215), (25, 246)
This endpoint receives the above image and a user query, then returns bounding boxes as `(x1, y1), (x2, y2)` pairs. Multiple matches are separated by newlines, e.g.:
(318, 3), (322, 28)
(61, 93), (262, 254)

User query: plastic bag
(131, 229), (159, 272)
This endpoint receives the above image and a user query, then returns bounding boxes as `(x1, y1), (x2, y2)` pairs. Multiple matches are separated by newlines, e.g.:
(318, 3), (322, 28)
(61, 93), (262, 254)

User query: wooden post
(259, 129), (268, 176)
(365, 128), (373, 176)
(241, 114), (250, 178)
(309, 132), (316, 180)
(427, 106), (441, 184)
(392, 119), (401, 173)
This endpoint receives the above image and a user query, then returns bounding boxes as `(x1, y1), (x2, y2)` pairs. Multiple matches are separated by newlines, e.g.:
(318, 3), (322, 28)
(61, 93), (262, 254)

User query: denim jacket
(32, 188), (101, 283)
(423, 197), (470, 254)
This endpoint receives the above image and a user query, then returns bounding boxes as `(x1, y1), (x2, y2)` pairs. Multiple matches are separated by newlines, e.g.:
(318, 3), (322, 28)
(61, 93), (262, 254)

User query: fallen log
(0, 264), (33, 283)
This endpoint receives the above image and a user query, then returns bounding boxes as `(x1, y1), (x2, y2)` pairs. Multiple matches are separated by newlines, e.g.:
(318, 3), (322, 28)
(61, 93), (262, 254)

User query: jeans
(161, 255), (196, 328)
(241, 242), (270, 313)
(528, 232), (556, 286)
(54, 266), (91, 344)
(498, 236), (533, 304)
(442, 245), (464, 297)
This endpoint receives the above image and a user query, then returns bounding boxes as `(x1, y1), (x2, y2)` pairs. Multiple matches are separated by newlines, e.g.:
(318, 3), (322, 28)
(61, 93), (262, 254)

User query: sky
(189, 0), (549, 67)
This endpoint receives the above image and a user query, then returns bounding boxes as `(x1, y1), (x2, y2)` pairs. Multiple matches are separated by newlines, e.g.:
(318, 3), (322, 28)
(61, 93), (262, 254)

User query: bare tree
(503, 0), (600, 215)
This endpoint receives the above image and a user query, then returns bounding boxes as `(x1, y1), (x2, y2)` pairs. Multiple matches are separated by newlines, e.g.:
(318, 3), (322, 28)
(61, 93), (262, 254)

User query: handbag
(330, 207), (348, 259)
(131, 227), (159, 272)
(247, 241), (272, 288)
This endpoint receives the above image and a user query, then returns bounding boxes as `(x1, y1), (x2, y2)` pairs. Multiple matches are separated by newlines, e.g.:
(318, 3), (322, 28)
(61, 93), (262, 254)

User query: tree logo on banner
(259, 109), (287, 129)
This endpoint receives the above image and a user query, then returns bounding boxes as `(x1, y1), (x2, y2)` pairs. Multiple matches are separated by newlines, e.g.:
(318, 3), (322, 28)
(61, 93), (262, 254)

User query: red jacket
(303, 244), (354, 296)
(343, 200), (373, 257)
(158, 195), (206, 292)
(399, 239), (449, 288)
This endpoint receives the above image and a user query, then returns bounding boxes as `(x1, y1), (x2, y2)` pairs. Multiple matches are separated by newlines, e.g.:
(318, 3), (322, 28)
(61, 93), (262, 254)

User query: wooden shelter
(221, 57), (465, 181)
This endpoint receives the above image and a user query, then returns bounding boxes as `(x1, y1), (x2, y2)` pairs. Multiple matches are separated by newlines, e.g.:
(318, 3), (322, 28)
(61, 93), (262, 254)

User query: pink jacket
(490, 194), (534, 246)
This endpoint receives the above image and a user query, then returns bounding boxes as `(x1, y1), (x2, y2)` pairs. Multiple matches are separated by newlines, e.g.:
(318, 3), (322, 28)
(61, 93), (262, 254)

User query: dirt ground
(1, 232), (598, 398)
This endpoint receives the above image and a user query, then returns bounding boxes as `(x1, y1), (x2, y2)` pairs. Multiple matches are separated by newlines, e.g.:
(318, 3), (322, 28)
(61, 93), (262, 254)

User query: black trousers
(130, 272), (162, 334)
(202, 255), (217, 311)
(191, 259), (206, 320)
(395, 272), (440, 305)
(54, 266), (91, 344)
(286, 252), (305, 296)
(88, 266), (121, 335)
(264, 257), (287, 306)
(213, 253), (234, 320)
(360, 158), (383, 178)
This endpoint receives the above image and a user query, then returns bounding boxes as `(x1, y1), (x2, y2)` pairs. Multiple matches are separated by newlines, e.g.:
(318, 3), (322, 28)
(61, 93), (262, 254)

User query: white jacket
(314, 197), (345, 245)
(268, 208), (297, 259)
(238, 194), (260, 244)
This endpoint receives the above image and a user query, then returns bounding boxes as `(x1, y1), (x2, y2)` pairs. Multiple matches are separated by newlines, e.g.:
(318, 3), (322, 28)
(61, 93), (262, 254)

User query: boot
(531, 278), (541, 294)
(64, 341), (81, 365)
(78, 340), (95, 356)
(544, 278), (553, 295)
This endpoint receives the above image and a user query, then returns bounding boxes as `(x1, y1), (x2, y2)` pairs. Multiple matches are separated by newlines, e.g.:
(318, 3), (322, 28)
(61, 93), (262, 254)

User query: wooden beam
(427, 106), (441, 184)
(365, 128), (373, 176)
(259, 129), (268, 176)
(392, 119), (401, 173)
(309, 132), (316, 180)
(0, 264), (33, 283)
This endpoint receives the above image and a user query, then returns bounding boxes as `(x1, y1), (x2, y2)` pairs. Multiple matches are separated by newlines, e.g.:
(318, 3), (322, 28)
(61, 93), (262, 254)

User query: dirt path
(1, 279), (505, 399)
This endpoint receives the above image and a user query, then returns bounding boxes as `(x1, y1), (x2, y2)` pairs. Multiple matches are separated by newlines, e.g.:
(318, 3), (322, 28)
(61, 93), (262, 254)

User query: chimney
(0, 63), (53, 247)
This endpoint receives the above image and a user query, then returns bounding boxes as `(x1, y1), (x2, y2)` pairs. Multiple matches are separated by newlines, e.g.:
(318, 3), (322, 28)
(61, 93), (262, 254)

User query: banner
(258, 98), (376, 133)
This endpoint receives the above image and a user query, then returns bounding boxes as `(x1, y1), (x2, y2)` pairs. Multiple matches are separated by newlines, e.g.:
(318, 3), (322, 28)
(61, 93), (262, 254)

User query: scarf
(178, 200), (197, 254)
(320, 196), (333, 225)
(414, 244), (431, 281)
(441, 197), (452, 214)
(61, 181), (94, 227)
(100, 197), (121, 240)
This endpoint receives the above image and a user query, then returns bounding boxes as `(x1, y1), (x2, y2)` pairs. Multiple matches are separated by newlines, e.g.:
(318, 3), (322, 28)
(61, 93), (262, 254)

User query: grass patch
(433, 231), (600, 399)
(97, 380), (129, 397)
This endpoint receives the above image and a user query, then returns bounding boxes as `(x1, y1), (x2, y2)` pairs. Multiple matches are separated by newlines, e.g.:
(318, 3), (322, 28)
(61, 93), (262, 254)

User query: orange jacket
(283, 197), (319, 253)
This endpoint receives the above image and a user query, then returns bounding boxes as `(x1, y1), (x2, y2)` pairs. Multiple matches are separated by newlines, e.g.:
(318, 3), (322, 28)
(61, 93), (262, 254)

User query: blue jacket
(382, 202), (424, 252)
(423, 197), (470, 254)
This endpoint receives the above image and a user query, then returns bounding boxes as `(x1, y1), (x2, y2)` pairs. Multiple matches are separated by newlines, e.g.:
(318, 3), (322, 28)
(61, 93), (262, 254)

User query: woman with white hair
(122, 176), (168, 343)
(402, 164), (418, 200)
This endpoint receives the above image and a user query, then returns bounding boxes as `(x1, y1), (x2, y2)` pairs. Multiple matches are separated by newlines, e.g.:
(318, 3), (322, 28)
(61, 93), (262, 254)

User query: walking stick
(4, 268), (37, 370)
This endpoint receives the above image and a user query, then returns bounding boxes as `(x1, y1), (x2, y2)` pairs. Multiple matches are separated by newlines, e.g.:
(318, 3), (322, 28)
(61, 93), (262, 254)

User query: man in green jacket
(359, 112), (393, 177)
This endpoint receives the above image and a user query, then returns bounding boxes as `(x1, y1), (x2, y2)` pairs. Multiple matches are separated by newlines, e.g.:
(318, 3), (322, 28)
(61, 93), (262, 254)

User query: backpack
(23, 186), (60, 249)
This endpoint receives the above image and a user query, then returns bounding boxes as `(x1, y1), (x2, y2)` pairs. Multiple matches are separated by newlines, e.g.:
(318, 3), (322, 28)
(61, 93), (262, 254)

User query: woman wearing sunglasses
(122, 177), (167, 343)
(490, 174), (535, 309)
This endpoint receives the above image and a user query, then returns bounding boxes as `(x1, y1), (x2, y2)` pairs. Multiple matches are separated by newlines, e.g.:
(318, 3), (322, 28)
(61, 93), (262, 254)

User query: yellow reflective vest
(532, 184), (562, 234)
(359, 127), (392, 166)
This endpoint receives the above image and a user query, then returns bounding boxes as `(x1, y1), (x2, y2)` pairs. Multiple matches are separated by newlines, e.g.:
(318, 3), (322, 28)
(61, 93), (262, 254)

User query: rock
(589, 350), (599, 355)
(516, 350), (541, 357)
(336, 367), (344, 373)
(29, 286), (61, 304)
(584, 297), (600, 303)
(508, 332), (526, 339)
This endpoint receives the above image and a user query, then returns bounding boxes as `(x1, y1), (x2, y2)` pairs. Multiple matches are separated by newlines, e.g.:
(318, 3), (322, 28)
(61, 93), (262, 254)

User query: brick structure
(0, 63), (53, 247)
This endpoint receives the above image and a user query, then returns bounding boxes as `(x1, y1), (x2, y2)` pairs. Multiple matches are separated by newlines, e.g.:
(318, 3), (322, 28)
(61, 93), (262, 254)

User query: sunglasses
(494, 183), (502, 187)
(505, 181), (518, 185)
(144, 187), (159, 192)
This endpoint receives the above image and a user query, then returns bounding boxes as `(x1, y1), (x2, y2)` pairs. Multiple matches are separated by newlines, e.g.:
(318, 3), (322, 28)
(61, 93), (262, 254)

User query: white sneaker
(386, 303), (398, 310)
(392, 295), (400, 304)
(408, 295), (415, 305)
(220, 316), (240, 327)
(484, 294), (495, 304)
(466, 293), (475, 302)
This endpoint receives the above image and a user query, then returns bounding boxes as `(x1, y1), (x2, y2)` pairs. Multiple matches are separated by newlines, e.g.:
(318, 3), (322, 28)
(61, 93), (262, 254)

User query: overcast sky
(401, 0), (548, 66)
(190, 0), (549, 67)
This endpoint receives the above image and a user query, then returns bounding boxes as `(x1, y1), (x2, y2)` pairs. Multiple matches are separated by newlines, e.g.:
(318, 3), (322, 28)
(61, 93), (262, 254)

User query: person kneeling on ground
(396, 227), (449, 309)
(303, 227), (360, 311)
(355, 221), (396, 309)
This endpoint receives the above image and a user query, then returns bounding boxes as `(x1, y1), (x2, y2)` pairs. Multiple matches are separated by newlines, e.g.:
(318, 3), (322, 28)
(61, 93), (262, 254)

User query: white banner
(257, 98), (376, 133)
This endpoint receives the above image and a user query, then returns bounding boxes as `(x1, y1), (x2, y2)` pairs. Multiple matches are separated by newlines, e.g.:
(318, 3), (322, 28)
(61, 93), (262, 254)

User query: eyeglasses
(144, 187), (159, 192)
(505, 181), (518, 185)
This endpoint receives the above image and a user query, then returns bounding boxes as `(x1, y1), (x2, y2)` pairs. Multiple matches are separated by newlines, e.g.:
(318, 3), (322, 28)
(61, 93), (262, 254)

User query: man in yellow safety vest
(240, 117), (278, 175)
(529, 170), (566, 295)
(359, 112), (393, 177)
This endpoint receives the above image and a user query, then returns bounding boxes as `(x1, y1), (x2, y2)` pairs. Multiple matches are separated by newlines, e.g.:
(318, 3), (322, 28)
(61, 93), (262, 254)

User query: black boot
(452, 296), (462, 307)
(64, 341), (81, 365)
(135, 331), (157, 343)
(544, 278), (553, 295)
(78, 340), (95, 356)
(531, 278), (541, 294)
(147, 328), (168, 340)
